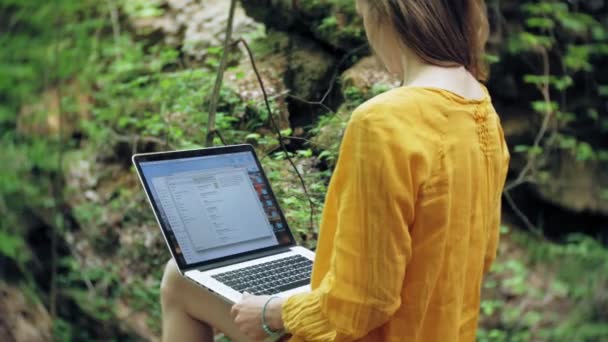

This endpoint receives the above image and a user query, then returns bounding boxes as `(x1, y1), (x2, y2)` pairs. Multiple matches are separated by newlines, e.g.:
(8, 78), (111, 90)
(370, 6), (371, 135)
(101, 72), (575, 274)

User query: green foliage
(310, 83), (389, 165)
(306, 0), (365, 50)
(0, 0), (173, 337)
(2, 0), (607, 340)
(0, 231), (27, 265)
(0, 0), (103, 267)
(122, 0), (164, 18)
(263, 156), (327, 248)
(124, 278), (163, 330)
(506, 0), (608, 182)
(479, 229), (608, 342)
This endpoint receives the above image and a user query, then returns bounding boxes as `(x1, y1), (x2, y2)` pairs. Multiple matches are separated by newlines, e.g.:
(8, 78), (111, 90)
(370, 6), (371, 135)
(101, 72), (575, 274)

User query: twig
(503, 46), (556, 233)
(214, 129), (228, 146)
(287, 94), (335, 114)
(503, 190), (543, 238)
(236, 38), (317, 232)
(321, 44), (368, 104)
(106, 0), (121, 59)
(282, 136), (318, 146)
(505, 47), (553, 193)
(286, 43), (368, 115)
(205, 0), (237, 147)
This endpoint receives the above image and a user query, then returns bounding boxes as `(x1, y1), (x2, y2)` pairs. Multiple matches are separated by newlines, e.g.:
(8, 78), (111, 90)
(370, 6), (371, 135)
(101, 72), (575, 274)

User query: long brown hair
(365, 0), (490, 81)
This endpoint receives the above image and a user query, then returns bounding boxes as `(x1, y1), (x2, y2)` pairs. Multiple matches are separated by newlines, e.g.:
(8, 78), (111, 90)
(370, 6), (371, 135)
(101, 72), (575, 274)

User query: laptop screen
(138, 150), (293, 268)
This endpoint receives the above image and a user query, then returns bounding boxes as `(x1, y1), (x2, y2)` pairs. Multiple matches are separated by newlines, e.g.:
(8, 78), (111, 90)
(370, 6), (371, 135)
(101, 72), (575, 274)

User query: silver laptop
(132, 144), (315, 303)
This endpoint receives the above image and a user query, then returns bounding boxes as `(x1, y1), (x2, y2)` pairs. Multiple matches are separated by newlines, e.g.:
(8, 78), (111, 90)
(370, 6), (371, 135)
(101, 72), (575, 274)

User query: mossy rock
(286, 33), (336, 100)
(241, 0), (366, 51)
(310, 56), (401, 165)
(234, 29), (338, 129)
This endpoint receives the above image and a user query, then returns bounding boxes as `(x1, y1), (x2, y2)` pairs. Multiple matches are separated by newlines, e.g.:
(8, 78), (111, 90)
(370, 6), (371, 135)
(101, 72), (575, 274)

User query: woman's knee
(161, 258), (185, 306)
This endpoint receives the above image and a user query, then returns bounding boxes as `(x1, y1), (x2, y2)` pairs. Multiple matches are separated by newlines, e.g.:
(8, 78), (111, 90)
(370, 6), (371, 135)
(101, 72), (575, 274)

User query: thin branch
(282, 136), (318, 146)
(205, 0), (237, 147)
(106, 0), (121, 59)
(214, 129), (228, 146)
(260, 90), (290, 103)
(505, 47), (554, 192)
(285, 43), (368, 115)
(287, 94), (335, 114)
(236, 38), (317, 232)
(532, 48), (553, 148)
(503, 190), (544, 238)
(319, 43), (368, 104)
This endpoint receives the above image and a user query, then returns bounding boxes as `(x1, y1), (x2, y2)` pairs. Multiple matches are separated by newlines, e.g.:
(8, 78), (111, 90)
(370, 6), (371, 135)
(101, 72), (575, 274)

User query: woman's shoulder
(350, 87), (445, 136)
(346, 87), (445, 159)
(352, 87), (415, 118)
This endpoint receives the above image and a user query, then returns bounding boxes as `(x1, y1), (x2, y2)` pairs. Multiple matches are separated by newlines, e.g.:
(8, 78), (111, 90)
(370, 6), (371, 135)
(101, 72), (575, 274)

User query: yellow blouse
(281, 86), (510, 341)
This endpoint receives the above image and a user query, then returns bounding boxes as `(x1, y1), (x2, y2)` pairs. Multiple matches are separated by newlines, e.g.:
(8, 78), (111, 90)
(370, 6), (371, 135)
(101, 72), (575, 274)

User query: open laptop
(132, 144), (315, 303)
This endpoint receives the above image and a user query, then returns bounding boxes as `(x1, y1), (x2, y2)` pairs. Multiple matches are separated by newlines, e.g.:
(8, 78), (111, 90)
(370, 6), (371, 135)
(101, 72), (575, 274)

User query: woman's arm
(234, 109), (428, 341)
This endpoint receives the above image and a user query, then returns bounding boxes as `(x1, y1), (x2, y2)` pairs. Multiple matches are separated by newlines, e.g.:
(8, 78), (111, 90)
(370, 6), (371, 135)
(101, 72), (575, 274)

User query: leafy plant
(503, 0), (608, 192)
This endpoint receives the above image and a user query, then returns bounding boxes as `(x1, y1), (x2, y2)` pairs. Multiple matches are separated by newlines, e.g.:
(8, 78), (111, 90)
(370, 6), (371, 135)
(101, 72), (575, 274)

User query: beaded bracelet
(262, 296), (283, 336)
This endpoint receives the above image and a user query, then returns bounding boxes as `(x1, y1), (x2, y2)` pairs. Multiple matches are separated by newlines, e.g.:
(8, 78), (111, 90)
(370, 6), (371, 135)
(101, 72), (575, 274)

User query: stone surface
(286, 34), (336, 100)
(241, 0), (366, 51)
(495, 107), (608, 216)
(535, 150), (608, 215)
(225, 30), (336, 130)
(131, 0), (261, 59)
(341, 56), (401, 93)
(225, 30), (291, 129)
(311, 56), (400, 163)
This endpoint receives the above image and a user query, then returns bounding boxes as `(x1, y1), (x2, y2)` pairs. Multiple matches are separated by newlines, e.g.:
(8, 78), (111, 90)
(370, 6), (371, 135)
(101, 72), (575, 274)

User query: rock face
(131, 0), (261, 59)
(286, 35), (336, 101)
(241, 0), (366, 51)
(226, 29), (336, 130)
(341, 56), (401, 93)
(12, 15), (341, 338)
(499, 100), (608, 217)
(311, 56), (401, 163)
(242, 0), (608, 225)
(0, 282), (53, 342)
(536, 151), (608, 215)
(282, 33), (337, 128)
(128, 0), (341, 130)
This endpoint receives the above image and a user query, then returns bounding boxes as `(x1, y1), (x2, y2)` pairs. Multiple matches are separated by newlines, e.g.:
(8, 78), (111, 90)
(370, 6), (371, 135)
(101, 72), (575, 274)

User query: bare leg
(161, 259), (250, 342)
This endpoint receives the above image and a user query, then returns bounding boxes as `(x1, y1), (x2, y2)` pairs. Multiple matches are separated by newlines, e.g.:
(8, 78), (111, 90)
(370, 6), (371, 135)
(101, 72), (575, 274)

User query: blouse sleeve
(483, 200), (501, 274)
(483, 120), (510, 274)
(281, 112), (421, 341)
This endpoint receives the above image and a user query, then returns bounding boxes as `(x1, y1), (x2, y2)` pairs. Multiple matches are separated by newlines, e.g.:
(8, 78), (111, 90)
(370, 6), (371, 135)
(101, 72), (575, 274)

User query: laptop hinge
(188, 246), (293, 272)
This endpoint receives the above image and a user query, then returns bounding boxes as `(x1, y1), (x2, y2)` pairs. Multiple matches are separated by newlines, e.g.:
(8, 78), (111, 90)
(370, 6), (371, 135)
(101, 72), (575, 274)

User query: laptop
(132, 144), (315, 303)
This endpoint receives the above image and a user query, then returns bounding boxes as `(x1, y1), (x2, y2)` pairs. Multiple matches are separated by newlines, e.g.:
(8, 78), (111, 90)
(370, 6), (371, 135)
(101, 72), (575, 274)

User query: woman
(160, 0), (510, 341)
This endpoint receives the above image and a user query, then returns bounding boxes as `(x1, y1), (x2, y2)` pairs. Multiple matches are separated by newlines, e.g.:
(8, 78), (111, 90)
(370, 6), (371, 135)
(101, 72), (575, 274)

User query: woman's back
(282, 86), (510, 341)
(159, 1), (510, 340)
(388, 87), (509, 341)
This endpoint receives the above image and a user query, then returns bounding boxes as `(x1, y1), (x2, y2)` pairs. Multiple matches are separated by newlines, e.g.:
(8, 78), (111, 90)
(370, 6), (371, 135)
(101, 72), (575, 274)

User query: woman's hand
(231, 292), (286, 341)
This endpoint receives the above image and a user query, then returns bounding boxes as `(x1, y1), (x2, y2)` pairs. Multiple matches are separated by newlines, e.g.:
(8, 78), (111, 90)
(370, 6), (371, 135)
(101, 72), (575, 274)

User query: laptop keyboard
(211, 255), (313, 295)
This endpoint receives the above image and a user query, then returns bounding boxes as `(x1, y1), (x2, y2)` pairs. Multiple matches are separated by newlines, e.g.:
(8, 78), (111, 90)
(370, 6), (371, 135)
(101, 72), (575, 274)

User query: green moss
(249, 29), (290, 57)
(288, 40), (334, 98)
(315, 0), (364, 49)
